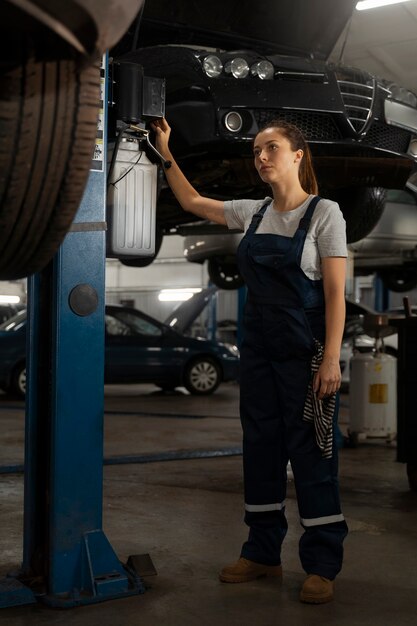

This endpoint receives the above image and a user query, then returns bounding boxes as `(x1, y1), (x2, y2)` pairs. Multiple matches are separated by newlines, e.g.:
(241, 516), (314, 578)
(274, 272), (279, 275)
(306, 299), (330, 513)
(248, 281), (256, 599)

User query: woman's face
(253, 128), (303, 185)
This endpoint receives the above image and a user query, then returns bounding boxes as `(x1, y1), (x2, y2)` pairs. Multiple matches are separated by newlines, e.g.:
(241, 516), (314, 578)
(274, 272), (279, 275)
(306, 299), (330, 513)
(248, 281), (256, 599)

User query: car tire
(0, 42), (100, 279)
(208, 258), (245, 290)
(184, 357), (221, 395)
(11, 362), (26, 398)
(331, 186), (386, 244)
(378, 268), (417, 292)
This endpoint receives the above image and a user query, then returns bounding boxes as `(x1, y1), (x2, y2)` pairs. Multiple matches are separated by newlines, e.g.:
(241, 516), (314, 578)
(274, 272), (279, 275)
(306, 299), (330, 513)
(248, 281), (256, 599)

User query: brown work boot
(300, 574), (334, 604)
(219, 557), (282, 583)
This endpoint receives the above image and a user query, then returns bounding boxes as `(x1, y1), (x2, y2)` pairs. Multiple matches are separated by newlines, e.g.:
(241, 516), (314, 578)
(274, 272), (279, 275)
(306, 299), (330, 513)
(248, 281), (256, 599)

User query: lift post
(0, 57), (145, 609)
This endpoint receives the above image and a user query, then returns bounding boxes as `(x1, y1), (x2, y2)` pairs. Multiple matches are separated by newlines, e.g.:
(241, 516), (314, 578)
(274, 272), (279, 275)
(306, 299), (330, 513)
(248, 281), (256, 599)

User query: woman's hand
(313, 356), (341, 400)
(151, 117), (171, 157)
(148, 117), (227, 224)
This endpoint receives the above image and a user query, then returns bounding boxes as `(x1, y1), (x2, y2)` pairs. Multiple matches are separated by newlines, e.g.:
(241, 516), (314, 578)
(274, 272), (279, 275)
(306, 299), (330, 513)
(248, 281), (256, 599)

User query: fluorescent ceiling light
(158, 288), (202, 302)
(356, 0), (411, 10)
(0, 295), (20, 304)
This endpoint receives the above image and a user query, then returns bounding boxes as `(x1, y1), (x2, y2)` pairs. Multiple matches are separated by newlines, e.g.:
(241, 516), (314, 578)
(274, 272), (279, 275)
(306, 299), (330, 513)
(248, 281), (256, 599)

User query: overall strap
(246, 200), (271, 236)
(297, 196), (321, 232)
(294, 195), (322, 267)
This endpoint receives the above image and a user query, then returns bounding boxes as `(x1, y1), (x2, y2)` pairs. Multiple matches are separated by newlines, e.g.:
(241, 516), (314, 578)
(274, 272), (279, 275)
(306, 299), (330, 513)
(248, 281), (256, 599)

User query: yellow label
(369, 384), (388, 403)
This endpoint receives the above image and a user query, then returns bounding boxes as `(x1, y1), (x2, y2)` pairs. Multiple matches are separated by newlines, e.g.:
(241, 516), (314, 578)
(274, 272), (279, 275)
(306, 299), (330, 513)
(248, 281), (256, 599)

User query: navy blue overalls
(237, 196), (348, 580)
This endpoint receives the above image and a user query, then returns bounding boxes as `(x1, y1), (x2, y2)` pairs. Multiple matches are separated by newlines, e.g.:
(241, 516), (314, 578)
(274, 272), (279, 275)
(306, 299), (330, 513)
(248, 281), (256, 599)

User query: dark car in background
(0, 304), (24, 325)
(115, 0), (417, 261)
(0, 305), (239, 398)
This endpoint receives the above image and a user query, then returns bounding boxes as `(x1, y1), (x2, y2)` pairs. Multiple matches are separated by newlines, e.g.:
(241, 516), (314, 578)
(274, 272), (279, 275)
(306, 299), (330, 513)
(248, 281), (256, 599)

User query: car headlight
(388, 83), (417, 108)
(251, 60), (274, 80)
(203, 54), (223, 78)
(225, 57), (250, 79)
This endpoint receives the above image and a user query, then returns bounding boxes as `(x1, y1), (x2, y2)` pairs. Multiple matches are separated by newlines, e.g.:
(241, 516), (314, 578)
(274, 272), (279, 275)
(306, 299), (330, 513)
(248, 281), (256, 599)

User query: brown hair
(256, 119), (318, 195)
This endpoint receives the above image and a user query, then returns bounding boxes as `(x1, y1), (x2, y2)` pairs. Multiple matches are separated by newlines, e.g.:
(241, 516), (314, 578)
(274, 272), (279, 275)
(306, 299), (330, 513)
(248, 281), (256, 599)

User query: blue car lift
(0, 58), (146, 608)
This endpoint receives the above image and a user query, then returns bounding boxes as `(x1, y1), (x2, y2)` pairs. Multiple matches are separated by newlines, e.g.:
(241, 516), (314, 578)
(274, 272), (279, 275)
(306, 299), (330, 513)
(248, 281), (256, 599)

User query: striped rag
(303, 340), (335, 459)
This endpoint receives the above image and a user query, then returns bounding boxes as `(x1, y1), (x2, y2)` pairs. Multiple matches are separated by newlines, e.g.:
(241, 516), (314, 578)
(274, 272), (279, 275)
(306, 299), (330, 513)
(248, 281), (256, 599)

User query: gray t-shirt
(224, 195), (347, 280)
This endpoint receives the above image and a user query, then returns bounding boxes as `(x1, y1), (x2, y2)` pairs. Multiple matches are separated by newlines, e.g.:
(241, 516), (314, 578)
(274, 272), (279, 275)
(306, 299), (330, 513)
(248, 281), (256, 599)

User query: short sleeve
(223, 200), (245, 230)
(223, 197), (272, 232)
(316, 201), (348, 258)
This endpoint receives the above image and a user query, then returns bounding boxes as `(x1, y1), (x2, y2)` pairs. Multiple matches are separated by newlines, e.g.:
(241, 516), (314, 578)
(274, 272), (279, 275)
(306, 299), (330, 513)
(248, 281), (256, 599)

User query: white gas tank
(349, 351), (397, 438)
(107, 137), (158, 258)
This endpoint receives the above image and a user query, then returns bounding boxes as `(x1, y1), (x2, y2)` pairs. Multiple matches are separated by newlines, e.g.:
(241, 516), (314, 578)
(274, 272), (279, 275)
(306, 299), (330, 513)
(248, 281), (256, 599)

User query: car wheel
(378, 268), (417, 292)
(11, 362), (26, 398)
(184, 357), (221, 395)
(208, 258), (245, 290)
(0, 41), (100, 279)
(330, 186), (386, 244)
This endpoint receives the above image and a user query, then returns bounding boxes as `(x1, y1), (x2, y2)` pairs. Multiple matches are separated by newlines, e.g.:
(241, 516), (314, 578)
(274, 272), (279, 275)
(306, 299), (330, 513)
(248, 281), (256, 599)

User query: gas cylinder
(106, 136), (158, 258)
(349, 350), (397, 438)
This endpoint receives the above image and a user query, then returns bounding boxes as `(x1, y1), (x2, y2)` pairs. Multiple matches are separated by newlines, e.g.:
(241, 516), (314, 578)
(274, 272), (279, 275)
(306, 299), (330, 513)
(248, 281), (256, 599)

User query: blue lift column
(0, 57), (145, 609)
(374, 273), (390, 312)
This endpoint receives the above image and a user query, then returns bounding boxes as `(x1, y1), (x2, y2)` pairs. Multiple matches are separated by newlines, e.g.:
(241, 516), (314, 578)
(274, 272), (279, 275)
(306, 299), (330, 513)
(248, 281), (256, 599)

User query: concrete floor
(0, 383), (416, 625)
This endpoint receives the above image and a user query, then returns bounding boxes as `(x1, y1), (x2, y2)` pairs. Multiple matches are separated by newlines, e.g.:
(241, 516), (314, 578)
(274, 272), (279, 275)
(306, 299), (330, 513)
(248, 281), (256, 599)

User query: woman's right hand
(151, 117), (171, 156)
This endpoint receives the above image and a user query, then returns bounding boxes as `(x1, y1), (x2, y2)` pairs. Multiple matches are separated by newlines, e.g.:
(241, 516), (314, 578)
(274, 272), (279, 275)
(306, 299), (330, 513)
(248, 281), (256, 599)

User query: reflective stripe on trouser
(239, 345), (348, 579)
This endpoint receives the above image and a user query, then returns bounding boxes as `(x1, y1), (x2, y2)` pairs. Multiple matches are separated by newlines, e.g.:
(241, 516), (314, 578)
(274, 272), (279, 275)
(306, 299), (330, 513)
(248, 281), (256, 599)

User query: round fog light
(203, 55), (223, 78)
(251, 60), (274, 80)
(224, 111), (243, 133)
(225, 57), (250, 79)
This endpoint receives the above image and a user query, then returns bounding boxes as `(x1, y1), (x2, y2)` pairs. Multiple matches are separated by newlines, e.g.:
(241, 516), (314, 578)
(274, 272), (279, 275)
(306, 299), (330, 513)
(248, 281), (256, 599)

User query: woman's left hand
(313, 356), (341, 400)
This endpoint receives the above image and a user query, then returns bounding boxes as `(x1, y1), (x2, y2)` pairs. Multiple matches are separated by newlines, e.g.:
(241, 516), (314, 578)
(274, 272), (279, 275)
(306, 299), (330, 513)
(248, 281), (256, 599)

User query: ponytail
(299, 142), (318, 195)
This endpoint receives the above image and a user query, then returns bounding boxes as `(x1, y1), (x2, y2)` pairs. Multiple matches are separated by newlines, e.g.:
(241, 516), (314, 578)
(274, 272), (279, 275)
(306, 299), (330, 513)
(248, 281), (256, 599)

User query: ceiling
(330, 0), (417, 94)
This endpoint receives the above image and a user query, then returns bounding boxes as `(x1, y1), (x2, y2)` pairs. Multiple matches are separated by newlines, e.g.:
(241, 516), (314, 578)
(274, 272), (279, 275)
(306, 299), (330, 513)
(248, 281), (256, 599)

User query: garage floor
(0, 383), (416, 626)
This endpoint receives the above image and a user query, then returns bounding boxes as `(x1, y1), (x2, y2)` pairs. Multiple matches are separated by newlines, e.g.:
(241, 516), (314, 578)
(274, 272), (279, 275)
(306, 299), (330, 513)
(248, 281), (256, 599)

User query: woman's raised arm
(151, 118), (227, 225)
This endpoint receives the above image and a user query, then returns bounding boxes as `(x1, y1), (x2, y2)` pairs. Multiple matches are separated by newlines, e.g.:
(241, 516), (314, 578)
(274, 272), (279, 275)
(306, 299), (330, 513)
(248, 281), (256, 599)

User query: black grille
(364, 121), (411, 154)
(254, 110), (342, 141)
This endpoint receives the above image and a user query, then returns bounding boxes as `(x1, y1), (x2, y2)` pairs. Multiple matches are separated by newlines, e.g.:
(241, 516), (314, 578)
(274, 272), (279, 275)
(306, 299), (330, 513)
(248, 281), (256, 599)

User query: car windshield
(140, 0), (357, 59)
(105, 310), (163, 337)
(0, 310), (27, 332)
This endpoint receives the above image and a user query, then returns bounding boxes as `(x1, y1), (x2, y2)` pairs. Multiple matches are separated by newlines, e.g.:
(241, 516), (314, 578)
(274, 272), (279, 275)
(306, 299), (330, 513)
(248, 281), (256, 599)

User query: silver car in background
(184, 188), (417, 291)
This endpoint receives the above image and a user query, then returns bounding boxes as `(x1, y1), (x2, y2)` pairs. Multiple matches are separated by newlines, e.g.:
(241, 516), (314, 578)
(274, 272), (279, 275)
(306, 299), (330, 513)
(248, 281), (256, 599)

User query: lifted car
(3, 1), (417, 281)
(0, 0), (145, 279)
(115, 0), (417, 264)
